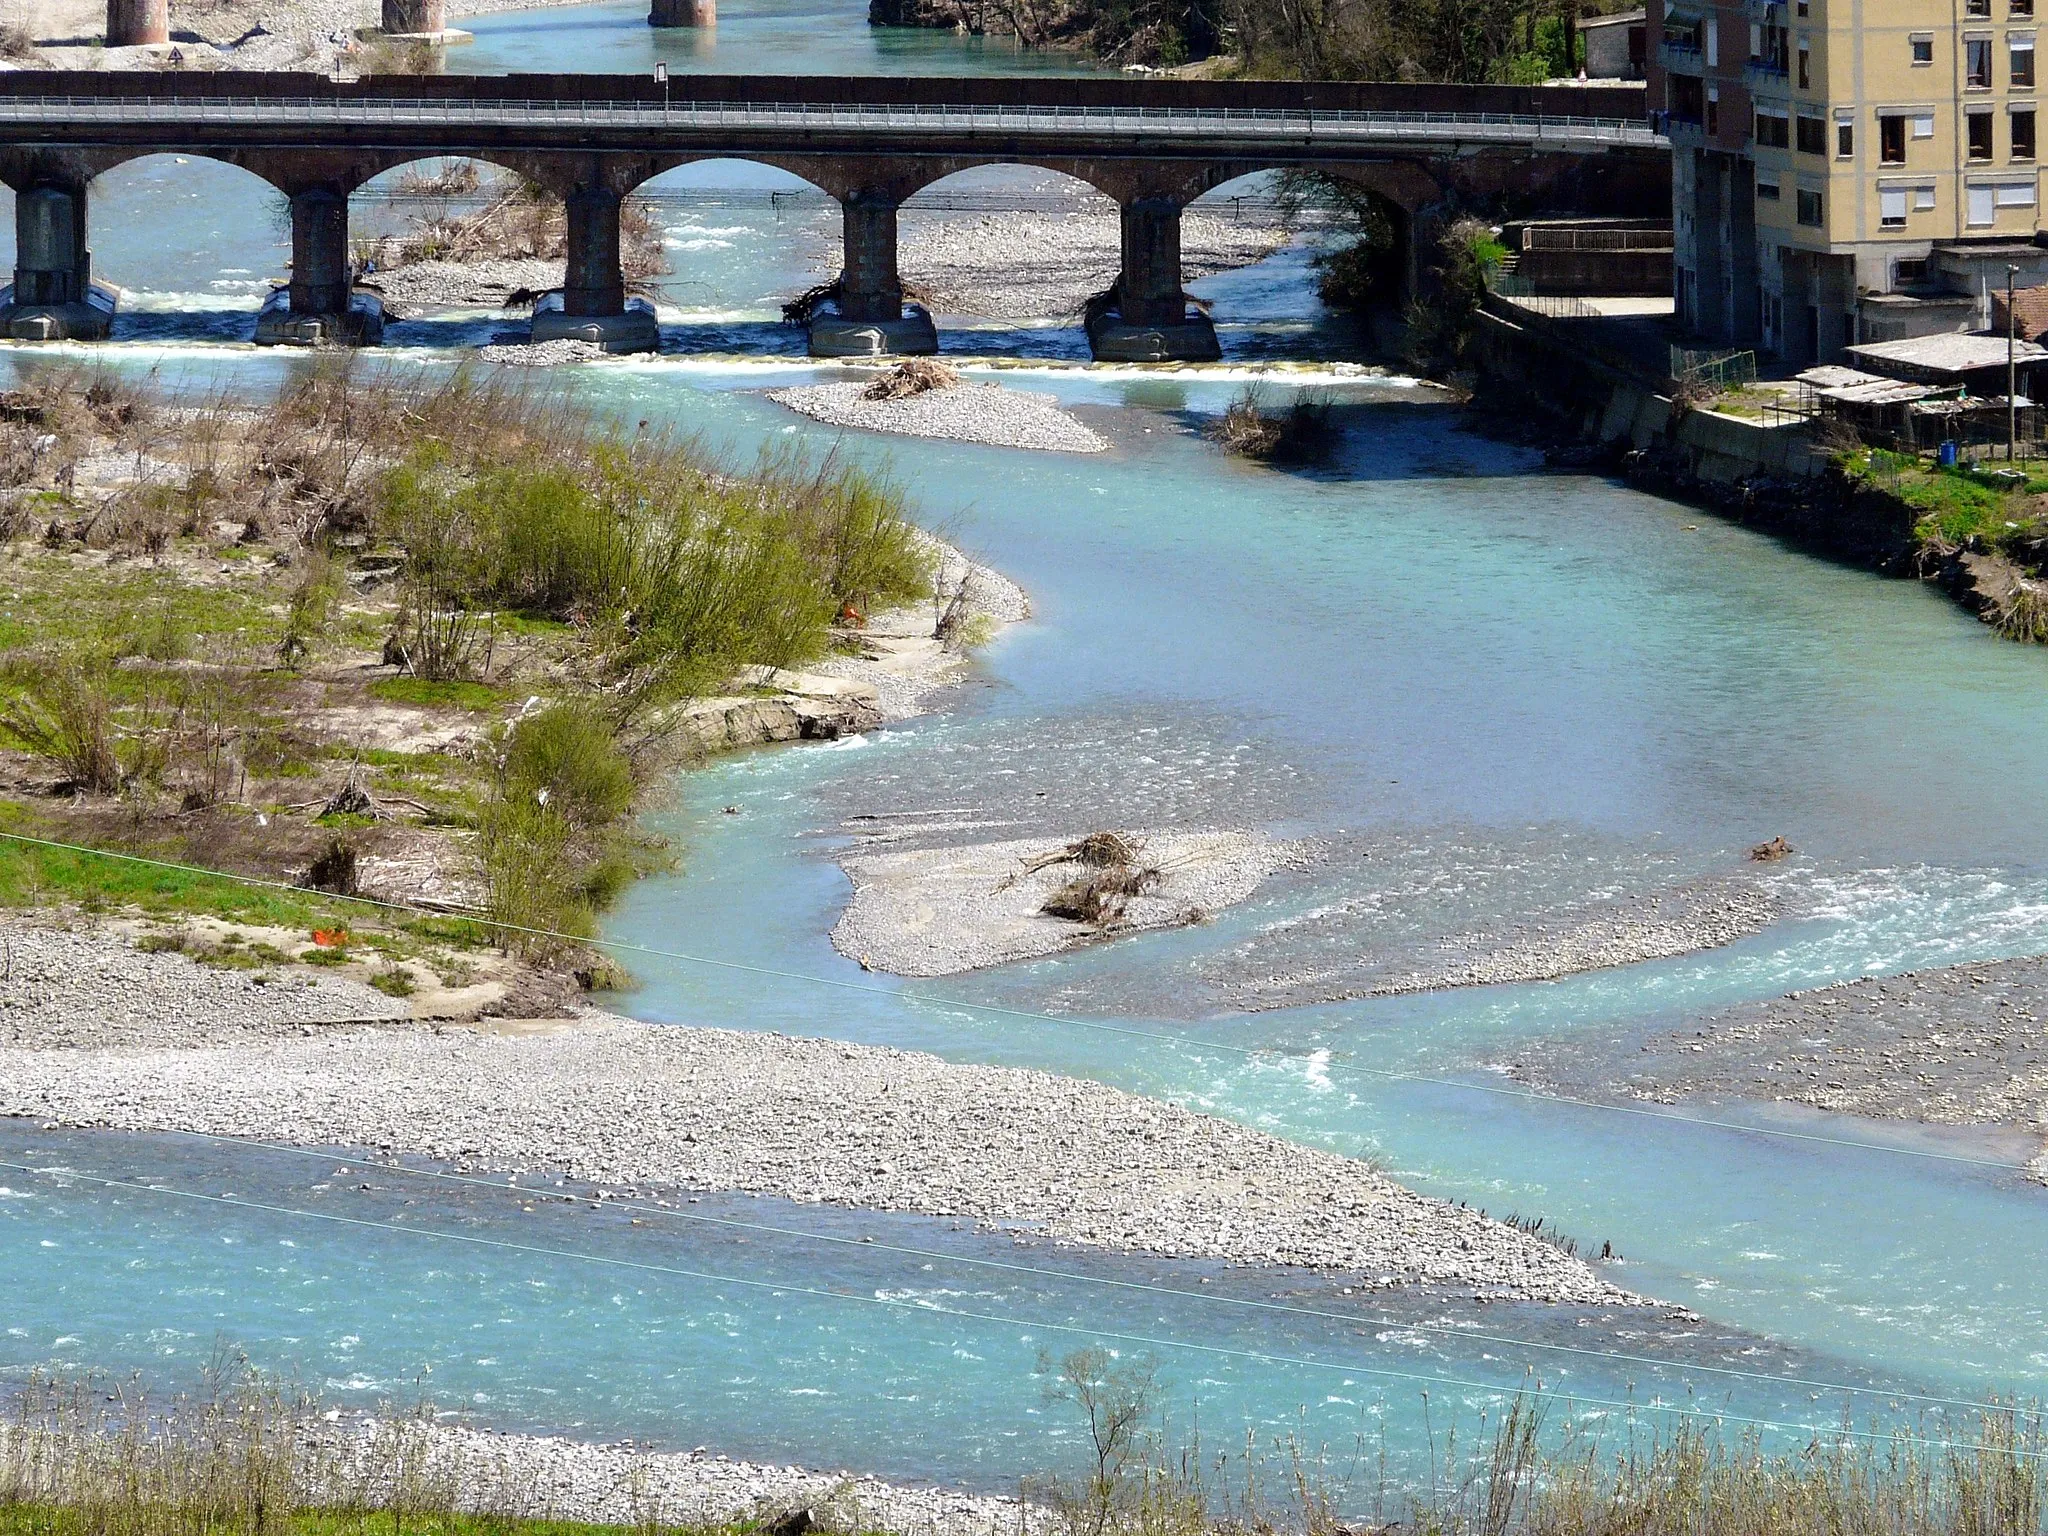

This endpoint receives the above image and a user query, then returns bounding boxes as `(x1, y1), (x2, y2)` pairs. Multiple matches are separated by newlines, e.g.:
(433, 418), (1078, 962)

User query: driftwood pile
(862, 358), (961, 401)
(1020, 831), (1161, 926)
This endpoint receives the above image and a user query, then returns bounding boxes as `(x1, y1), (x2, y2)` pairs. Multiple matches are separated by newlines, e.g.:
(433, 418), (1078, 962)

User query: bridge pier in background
(531, 186), (659, 353)
(1086, 195), (1219, 363)
(649, 0), (714, 26)
(810, 192), (936, 357)
(257, 187), (383, 347)
(0, 182), (115, 341)
(105, 0), (168, 47)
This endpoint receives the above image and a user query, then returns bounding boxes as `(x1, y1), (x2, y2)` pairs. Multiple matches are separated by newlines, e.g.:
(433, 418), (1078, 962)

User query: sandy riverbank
(1505, 954), (2048, 1182)
(770, 379), (1108, 455)
(0, 919), (1638, 1304)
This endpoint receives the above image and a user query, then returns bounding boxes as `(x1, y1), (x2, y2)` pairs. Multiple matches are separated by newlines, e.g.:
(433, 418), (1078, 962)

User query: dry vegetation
(1209, 387), (1337, 464)
(4, 1359), (2046, 1536)
(362, 161), (667, 293)
(0, 361), (932, 995)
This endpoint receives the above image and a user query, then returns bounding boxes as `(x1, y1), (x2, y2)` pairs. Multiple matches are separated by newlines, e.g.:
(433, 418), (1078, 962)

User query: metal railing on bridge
(0, 93), (1668, 150)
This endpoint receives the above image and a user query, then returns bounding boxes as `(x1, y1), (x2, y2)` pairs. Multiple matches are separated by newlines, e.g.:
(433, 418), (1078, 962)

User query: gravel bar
(1504, 953), (2048, 1180)
(769, 382), (1107, 454)
(831, 830), (1299, 977)
(323, 1421), (1038, 1536)
(0, 925), (1636, 1305)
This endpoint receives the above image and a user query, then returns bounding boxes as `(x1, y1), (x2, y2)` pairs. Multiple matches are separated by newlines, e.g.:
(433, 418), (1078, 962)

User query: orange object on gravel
(311, 928), (351, 947)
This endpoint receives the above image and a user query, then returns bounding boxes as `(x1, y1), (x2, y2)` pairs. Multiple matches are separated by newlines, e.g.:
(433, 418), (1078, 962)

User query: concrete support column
(1728, 175), (1760, 348)
(649, 0), (714, 25)
(838, 193), (902, 324)
(1691, 149), (1728, 341)
(14, 184), (88, 307)
(1117, 195), (1185, 326)
(288, 188), (351, 316)
(529, 181), (657, 354)
(381, 0), (445, 31)
(563, 187), (625, 317)
(258, 184), (381, 346)
(1, 179), (113, 340)
(106, 0), (168, 46)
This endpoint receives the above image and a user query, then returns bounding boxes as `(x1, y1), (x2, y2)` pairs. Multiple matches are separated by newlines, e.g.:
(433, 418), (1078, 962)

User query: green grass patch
(368, 677), (505, 711)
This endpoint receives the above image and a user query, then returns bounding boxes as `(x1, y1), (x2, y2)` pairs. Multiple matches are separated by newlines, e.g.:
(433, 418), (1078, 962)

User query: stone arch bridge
(0, 72), (1665, 359)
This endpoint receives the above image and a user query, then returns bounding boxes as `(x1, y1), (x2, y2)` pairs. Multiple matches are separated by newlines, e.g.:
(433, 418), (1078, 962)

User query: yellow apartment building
(1652, 0), (2048, 362)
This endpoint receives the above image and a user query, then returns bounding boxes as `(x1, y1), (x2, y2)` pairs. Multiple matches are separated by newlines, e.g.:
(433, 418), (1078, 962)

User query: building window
(1914, 111), (1937, 138)
(1798, 38), (1811, 87)
(2015, 36), (2037, 85)
(1998, 179), (2038, 205)
(1880, 187), (1909, 226)
(1915, 184), (1938, 209)
(1707, 85), (1721, 135)
(1971, 109), (1997, 158)
(1969, 0), (1993, 15)
(1970, 183), (1997, 222)
(2018, 107), (2039, 156)
(1797, 111), (1828, 153)
(1757, 176), (1782, 200)
(1911, 33), (1935, 63)
(1757, 106), (1791, 146)
(1836, 115), (1855, 156)
(1796, 188), (1825, 224)
(1896, 257), (1930, 285)
(1969, 36), (1995, 85)
(2019, 0), (2037, 15)
(1880, 113), (1908, 162)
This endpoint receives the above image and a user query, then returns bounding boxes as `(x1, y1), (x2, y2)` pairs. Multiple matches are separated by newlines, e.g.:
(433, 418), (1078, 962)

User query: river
(2, 0), (2048, 1507)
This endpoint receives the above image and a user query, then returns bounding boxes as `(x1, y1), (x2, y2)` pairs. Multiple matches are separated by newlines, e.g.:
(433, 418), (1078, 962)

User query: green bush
(373, 437), (931, 713)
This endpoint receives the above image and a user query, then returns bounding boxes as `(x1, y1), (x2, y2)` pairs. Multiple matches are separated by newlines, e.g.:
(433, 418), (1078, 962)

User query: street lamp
(655, 60), (669, 120)
(2009, 262), (2020, 463)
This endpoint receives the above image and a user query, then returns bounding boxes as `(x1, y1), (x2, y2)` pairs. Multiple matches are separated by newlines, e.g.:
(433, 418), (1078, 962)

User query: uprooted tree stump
(1014, 829), (1161, 927)
(1749, 836), (1794, 862)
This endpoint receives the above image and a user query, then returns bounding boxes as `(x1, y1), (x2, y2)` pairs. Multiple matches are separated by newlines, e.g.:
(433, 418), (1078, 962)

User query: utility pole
(656, 59), (669, 120)
(2009, 263), (2020, 462)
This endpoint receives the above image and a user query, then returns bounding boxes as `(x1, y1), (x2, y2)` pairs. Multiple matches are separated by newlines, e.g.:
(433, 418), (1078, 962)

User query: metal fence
(1671, 345), (1757, 389)
(0, 93), (1667, 150)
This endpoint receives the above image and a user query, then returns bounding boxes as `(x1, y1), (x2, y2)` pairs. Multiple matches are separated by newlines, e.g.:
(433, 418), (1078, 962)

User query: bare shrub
(1, 649), (124, 792)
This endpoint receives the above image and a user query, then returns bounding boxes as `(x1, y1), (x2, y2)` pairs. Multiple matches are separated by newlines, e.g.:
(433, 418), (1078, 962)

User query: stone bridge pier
(811, 189), (936, 357)
(254, 182), (385, 346)
(529, 178), (660, 353)
(0, 175), (113, 341)
(1090, 193), (1219, 363)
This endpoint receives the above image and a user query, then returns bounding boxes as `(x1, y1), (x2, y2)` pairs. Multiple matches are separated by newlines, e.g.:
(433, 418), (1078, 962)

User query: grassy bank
(0, 361), (932, 997)
(4, 1362), (2044, 1536)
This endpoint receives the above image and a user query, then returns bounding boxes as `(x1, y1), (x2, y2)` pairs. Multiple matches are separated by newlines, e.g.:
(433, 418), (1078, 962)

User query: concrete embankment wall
(1470, 297), (1920, 572)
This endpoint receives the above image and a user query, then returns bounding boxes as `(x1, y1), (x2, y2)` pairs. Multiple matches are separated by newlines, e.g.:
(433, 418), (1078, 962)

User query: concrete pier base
(0, 283), (116, 341)
(1085, 307), (1220, 362)
(808, 302), (937, 357)
(255, 287), (385, 347)
(649, 0), (715, 23)
(1, 184), (113, 340)
(530, 291), (660, 353)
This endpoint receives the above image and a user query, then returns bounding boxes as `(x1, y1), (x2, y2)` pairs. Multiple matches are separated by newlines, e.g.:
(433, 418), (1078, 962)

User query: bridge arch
(83, 152), (290, 313)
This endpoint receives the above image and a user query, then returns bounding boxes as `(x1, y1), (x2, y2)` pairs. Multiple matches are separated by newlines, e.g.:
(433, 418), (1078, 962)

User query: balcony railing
(1660, 39), (1706, 73)
(1745, 59), (1790, 89)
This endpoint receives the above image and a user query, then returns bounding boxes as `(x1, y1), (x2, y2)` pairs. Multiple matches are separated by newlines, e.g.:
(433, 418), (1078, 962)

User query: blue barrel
(1939, 440), (1960, 467)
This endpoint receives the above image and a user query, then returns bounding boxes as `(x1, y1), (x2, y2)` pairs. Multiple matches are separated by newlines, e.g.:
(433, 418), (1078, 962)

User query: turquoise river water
(2, 0), (2048, 1504)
